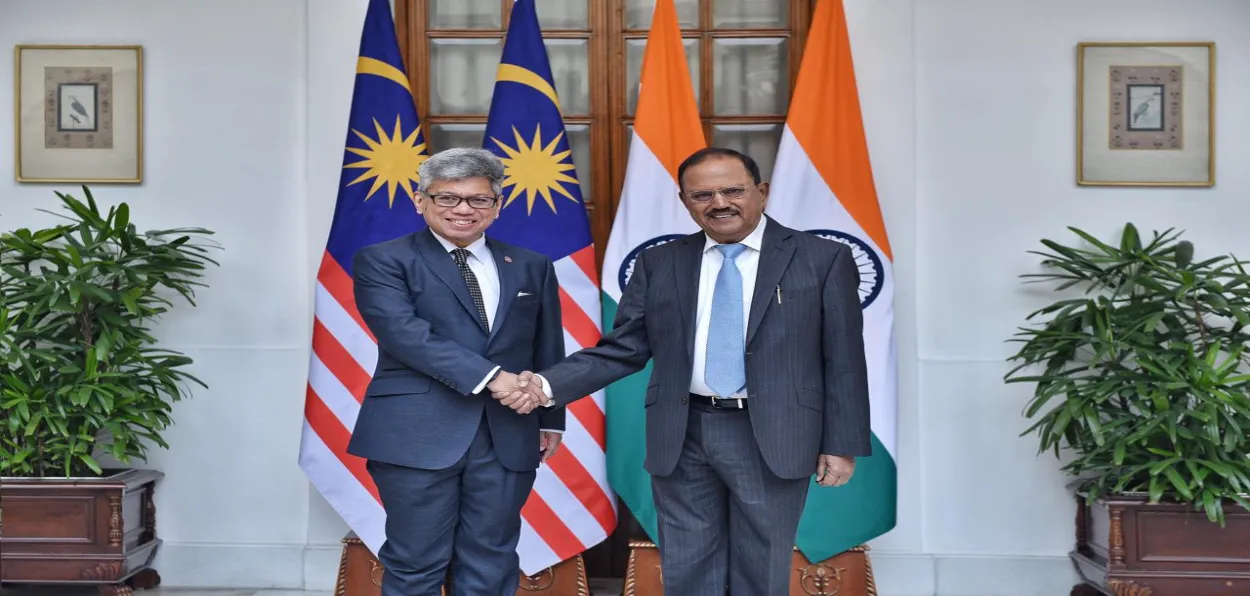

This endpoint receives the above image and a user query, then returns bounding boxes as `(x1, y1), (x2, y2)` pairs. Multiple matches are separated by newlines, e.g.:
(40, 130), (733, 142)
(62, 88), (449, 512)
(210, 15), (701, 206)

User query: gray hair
(417, 147), (505, 196)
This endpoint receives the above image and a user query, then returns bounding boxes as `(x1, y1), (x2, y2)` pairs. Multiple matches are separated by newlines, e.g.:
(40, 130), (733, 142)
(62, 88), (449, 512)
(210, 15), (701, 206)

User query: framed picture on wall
(1076, 41), (1214, 187)
(13, 44), (143, 183)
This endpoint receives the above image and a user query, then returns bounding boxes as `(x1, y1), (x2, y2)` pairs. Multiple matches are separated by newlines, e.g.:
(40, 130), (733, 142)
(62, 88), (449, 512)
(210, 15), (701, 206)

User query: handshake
(487, 370), (550, 414)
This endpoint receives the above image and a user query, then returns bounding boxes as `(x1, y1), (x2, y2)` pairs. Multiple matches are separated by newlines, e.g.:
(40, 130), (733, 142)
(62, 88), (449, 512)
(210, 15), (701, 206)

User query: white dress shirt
(690, 217), (767, 398)
(429, 231), (559, 433)
(430, 232), (502, 397)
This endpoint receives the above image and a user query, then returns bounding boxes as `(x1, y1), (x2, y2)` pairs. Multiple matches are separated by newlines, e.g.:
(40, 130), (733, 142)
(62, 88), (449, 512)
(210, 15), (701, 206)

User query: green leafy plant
(0, 187), (218, 478)
(1005, 223), (1250, 525)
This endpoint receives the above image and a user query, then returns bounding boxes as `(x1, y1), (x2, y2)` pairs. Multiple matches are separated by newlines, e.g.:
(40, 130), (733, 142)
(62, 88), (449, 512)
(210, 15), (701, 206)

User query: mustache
(706, 208), (739, 217)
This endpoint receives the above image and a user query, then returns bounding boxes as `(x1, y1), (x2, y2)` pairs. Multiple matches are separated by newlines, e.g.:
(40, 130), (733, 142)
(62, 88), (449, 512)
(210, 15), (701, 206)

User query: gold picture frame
(1076, 41), (1214, 187)
(14, 44), (143, 183)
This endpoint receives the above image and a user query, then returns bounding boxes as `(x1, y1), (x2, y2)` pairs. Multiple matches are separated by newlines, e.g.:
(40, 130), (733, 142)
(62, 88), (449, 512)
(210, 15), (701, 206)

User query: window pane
(712, 38), (788, 115)
(713, 0), (788, 28)
(428, 123), (485, 153)
(429, 39), (504, 115)
(429, 0), (501, 29)
(711, 123), (783, 182)
(535, 0), (588, 29)
(544, 39), (590, 116)
(565, 124), (593, 204)
(625, 0), (699, 29)
(626, 38), (701, 115)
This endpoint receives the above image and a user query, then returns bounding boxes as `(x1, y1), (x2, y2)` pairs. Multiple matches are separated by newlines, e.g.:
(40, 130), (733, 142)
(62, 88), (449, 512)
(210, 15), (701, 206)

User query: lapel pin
(504, 256), (512, 263)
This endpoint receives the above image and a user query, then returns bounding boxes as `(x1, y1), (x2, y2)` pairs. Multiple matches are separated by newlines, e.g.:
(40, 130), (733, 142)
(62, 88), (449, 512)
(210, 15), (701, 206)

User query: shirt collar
(704, 216), (768, 254)
(430, 230), (490, 263)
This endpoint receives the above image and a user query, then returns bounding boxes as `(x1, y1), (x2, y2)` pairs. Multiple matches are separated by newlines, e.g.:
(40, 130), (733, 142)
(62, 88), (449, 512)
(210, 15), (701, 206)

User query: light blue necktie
(704, 243), (747, 397)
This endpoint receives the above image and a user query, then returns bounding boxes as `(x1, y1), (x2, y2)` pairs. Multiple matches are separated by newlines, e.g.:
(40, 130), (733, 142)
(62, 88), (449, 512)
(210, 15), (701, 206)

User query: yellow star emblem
(343, 114), (428, 207)
(489, 123), (580, 215)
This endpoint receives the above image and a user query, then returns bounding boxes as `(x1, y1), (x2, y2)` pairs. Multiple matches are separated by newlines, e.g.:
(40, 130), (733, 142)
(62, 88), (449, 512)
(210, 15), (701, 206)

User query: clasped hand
(487, 370), (546, 414)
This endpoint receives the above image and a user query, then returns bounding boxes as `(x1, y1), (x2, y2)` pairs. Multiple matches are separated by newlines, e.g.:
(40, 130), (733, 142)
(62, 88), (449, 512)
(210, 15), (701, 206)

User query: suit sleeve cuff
(472, 365), (501, 395)
(535, 373), (555, 406)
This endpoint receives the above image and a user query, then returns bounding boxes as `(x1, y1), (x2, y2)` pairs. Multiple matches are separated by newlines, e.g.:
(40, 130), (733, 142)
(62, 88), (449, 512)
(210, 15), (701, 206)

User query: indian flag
(765, 0), (898, 562)
(600, 0), (704, 541)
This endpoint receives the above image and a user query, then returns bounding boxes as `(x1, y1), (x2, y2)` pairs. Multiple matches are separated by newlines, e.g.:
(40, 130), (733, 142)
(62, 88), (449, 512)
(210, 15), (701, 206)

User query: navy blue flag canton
(480, 0), (593, 263)
(324, 0), (428, 275)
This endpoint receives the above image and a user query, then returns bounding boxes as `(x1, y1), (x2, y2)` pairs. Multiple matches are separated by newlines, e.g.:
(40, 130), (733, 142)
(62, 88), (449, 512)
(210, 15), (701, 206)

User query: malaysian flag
(479, 0), (616, 573)
(298, 0), (616, 572)
(298, 0), (429, 554)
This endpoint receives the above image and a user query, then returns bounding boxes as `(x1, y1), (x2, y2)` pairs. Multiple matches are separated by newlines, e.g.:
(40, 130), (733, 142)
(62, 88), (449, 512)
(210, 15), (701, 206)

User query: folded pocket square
(517, 291), (533, 297)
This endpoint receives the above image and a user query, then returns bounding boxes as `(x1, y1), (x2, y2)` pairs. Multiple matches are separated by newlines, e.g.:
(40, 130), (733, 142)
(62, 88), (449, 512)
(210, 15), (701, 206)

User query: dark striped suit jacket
(542, 218), (872, 479)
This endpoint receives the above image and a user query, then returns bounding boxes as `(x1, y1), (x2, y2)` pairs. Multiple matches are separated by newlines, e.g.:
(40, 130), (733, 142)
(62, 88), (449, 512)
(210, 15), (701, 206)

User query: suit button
(681, 396), (688, 404)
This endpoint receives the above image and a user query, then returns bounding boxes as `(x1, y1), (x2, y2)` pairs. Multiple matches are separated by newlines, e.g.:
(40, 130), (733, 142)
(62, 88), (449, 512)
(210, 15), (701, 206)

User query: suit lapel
(673, 233), (705, 362)
(411, 229), (483, 330)
(486, 237), (518, 343)
(746, 222), (795, 344)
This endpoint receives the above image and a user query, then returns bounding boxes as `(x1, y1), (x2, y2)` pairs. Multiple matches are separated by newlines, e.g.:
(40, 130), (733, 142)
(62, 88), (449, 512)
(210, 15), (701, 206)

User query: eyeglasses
(425, 193), (500, 209)
(683, 185), (750, 202)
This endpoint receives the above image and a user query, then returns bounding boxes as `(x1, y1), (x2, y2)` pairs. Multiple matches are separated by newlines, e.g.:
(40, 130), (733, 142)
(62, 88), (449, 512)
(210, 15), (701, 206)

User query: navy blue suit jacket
(345, 228), (566, 472)
(539, 219), (871, 479)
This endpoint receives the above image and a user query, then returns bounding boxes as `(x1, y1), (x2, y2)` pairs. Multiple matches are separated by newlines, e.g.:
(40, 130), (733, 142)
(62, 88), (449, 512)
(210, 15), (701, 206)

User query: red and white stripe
(298, 245), (616, 575)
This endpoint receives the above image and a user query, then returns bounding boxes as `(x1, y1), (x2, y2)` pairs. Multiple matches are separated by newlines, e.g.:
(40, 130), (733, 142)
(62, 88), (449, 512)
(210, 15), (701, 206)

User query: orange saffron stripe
(633, 0), (705, 178)
(785, 0), (892, 260)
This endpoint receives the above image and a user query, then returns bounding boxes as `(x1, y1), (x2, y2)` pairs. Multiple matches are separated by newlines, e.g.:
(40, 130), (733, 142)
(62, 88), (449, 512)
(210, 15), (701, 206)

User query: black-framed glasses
(425, 193), (500, 209)
(684, 185), (750, 202)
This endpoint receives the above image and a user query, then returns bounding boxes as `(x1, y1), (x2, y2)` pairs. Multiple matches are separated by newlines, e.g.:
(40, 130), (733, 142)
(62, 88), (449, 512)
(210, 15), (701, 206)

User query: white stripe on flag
(532, 470), (606, 547)
(560, 411), (610, 490)
(517, 519), (559, 568)
(553, 256), (603, 332)
(600, 133), (699, 300)
(298, 421), (386, 551)
(767, 126), (898, 458)
(307, 353), (361, 431)
(315, 283), (378, 372)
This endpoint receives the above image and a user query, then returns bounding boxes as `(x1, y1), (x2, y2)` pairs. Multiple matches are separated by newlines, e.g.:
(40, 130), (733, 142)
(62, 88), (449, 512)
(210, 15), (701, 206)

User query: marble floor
(0, 580), (624, 596)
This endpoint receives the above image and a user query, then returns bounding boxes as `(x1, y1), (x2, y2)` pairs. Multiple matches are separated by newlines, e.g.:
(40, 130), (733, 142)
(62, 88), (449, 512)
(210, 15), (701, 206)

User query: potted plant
(1005, 223), (1250, 596)
(0, 187), (217, 596)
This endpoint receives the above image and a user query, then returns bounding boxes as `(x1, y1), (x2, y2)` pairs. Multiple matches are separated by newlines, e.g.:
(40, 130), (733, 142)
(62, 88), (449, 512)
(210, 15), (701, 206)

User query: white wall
(905, 1), (1250, 594)
(4, 1), (1249, 595)
(0, 0), (315, 588)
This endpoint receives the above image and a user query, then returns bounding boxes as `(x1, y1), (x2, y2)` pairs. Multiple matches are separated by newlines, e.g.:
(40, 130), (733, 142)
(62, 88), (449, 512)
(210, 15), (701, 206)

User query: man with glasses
(495, 147), (872, 595)
(346, 147), (565, 596)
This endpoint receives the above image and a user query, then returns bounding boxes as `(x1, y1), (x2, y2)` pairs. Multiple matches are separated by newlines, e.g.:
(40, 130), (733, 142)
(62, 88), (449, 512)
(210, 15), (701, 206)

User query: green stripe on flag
(602, 294), (661, 541)
(796, 433), (896, 562)
(602, 294), (897, 558)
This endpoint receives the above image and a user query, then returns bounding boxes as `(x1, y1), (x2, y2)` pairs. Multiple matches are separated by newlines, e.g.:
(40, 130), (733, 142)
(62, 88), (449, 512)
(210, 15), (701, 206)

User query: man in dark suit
(346, 147), (565, 596)
(497, 147), (872, 595)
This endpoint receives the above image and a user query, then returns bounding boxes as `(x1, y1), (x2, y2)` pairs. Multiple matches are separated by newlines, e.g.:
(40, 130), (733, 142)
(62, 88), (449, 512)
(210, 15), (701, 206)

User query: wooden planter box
(1071, 492), (1250, 595)
(334, 533), (589, 595)
(622, 540), (877, 596)
(0, 469), (163, 596)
